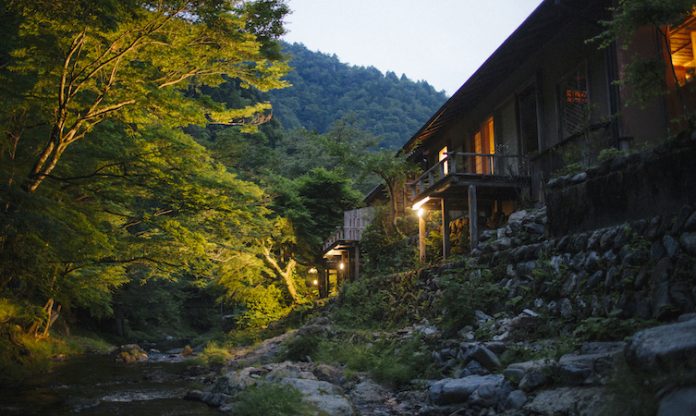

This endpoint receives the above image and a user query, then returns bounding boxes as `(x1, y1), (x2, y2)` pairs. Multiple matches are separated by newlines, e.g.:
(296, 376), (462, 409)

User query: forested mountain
(268, 43), (448, 148)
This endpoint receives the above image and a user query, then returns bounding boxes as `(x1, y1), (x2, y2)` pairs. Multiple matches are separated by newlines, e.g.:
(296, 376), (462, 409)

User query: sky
(283, 0), (544, 96)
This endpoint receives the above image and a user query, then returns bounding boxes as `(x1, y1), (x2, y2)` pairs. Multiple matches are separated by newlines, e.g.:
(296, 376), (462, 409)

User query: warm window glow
(670, 15), (696, 85)
(473, 117), (495, 174)
(438, 146), (448, 175)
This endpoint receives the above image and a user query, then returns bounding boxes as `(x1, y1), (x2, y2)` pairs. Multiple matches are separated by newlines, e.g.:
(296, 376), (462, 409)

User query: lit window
(559, 63), (589, 138)
(438, 146), (448, 175)
(669, 14), (696, 86)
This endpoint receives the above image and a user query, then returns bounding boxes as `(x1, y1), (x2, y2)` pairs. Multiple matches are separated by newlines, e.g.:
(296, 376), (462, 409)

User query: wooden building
(319, 207), (375, 296)
(403, 0), (696, 259)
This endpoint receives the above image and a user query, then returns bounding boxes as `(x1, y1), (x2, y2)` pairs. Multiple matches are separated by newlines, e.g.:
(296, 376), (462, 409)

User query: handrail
(409, 152), (529, 197)
(321, 208), (375, 252)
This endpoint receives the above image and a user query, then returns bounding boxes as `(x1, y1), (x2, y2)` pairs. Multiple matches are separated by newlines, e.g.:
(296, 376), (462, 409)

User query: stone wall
(545, 134), (696, 237)
(472, 205), (696, 322)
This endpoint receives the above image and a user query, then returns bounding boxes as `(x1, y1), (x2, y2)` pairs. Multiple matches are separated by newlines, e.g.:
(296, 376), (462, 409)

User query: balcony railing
(322, 207), (375, 252)
(410, 152), (529, 197)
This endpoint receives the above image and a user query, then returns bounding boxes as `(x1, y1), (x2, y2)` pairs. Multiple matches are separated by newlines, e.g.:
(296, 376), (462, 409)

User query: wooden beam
(419, 213), (426, 263)
(441, 198), (450, 259)
(469, 185), (478, 250)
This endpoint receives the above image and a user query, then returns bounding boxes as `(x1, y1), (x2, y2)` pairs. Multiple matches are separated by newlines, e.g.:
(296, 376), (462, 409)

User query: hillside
(268, 42), (448, 148)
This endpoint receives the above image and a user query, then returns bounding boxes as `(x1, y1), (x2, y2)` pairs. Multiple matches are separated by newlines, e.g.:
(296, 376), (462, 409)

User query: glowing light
(312, 279), (319, 286)
(412, 196), (431, 211)
(339, 262), (345, 270)
(308, 267), (317, 274)
(417, 207), (425, 218)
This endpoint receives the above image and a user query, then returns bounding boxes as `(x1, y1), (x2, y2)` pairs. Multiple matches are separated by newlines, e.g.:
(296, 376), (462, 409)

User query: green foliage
(600, 361), (659, 416)
(597, 147), (628, 163)
(308, 333), (435, 388)
(233, 382), (319, 416)
(281, 333), (321, 362)
(435, 268), (506, 337)
(359, 206), (417, 275)
(199, 342), (235, 367)
(332, 270), (424, 329)
(269, 43), (447, 149)
(572, 317), (657, 341)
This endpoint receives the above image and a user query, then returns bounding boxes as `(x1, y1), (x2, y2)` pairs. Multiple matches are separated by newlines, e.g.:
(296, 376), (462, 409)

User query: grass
(0, 326), (114, 386)
(232, 382), (321, 416)
(283, 330), (437, 388)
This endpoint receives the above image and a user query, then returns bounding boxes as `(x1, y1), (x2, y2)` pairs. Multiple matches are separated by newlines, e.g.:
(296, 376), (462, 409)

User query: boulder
(680, 232), (696, 256)
(468, 345), (501, 371)
(349, 379), (388, 405)
(116, 344), (148, 363)
(428, 374), (509, 405)
(524, 387), (605, 416)
(625, 319), (696, 374)
(281, 378), (354, 416)
(504, 389), (528, 410)
(658, 387), (696, 416)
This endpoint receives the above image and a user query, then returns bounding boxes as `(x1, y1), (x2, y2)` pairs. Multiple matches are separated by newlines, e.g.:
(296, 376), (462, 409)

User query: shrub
(572, 317), (656, 341)
(199, 342), (233, 367)
(233, 382), (318, 416)
(281, 333), (321, 362)
(435, 268), (505, 336)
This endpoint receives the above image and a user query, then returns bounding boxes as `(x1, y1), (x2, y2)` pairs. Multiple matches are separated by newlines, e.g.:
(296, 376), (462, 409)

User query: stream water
(0, 353), (220, 415)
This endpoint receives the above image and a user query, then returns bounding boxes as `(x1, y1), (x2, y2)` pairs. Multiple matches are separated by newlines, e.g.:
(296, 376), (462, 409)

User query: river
(0, 353), (220, 415)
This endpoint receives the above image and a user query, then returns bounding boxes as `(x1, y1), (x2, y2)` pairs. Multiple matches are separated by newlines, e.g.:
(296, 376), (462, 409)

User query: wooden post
(441, 198), (450, 259)
(354, 245), (360, 280)
(419, 213), (426, 263)
(468, 185), (478, 251)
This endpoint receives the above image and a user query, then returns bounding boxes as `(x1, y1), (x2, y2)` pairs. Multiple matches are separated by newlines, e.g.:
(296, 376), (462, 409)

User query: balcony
(322, 207), (375, 253)
(409, 152), (529, 203)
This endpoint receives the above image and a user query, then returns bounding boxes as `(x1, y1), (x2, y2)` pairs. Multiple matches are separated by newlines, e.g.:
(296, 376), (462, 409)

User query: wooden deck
(322, 207), (375, 253)
(409, 152), (530, 204)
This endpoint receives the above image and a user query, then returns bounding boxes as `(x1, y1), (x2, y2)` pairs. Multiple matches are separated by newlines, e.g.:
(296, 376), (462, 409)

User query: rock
(503, 359), (553, 385)
(587, 270), (604, 289)
(468, 345), (501, 371)
(680, 232), (696, 255)
(281, 378), (354, 416)
(658, 386), (696, 416)
(116, 344), (148, 363)
(213, 366), (265, 394)
(524, 387), (605, 416)
(557, 350), (620, 385)
(181, 345), (193, 357)
(685, 212), (696, 231)
(651, 240), (667, 260)
(560, 298), (573, 319)
(428, 374), (509, 405)
(524, 222), (545, 235)
(571, 172), (587, 183)
(508, 210), (527, 224)
(474, 310), (494, 325)
(313, 364), (344, 385)
(584, 251), (601, 271)
(605, 266), (620, 289)
(183, 389), (205, 402)
(519, 369), (548, 392)
(652, 258), (676, 320)
(504, 389), (528, 410)
(663, 235), (680, 257)
(678, 313), (696, 322)
(626, 319), (696, 374)
(646, 216), (663, 240)
(600, 228), (618, 250)
(456, 359), (489, 377)
(349, 380), (387, 405)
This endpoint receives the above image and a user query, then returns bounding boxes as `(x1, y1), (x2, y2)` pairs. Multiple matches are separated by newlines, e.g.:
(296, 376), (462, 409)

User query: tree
(1, 0), (289, 193)
(362, 151), (419, 235)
